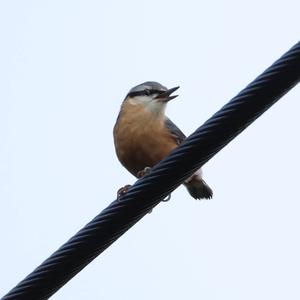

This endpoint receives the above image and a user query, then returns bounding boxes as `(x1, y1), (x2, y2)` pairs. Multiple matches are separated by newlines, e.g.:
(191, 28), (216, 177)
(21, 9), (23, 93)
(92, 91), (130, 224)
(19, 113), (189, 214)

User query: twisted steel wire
(2, 41), (300, 300)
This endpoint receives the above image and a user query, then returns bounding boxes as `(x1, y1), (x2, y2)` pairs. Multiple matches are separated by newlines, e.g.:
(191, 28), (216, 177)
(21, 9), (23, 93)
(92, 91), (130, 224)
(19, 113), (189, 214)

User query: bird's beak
(155, 86), (180, 102)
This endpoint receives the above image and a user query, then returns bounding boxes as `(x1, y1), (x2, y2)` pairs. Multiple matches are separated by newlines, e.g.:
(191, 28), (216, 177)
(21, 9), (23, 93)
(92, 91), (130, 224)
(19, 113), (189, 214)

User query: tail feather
(184, 177), (213, 200)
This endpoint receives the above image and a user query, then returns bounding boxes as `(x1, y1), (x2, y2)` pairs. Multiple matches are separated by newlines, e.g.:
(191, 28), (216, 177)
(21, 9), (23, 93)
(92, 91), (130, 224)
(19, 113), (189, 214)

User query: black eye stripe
(127, 89), (164, 97)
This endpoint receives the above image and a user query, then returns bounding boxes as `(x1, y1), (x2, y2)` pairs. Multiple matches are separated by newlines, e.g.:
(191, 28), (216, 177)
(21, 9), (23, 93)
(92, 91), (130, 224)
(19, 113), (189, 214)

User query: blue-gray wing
(165, 117), (186, 145)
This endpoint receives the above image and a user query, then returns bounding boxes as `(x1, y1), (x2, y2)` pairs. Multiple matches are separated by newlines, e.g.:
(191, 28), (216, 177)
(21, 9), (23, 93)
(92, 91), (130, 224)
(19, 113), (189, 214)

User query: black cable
(2, 41), (300, 300)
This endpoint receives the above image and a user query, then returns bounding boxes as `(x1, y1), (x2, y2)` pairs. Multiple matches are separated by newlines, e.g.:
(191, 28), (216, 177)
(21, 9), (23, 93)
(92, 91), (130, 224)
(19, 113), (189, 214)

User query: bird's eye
(145, 89), (151, 96)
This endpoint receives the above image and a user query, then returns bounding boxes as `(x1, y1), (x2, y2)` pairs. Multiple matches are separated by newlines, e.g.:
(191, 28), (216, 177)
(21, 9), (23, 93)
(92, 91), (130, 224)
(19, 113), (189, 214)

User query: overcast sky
(1, 1), (300, 299)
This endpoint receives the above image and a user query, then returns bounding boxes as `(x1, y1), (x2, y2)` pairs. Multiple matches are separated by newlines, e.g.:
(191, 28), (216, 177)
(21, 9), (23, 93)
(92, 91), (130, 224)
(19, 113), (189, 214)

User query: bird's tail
(184, 172), (213, 200)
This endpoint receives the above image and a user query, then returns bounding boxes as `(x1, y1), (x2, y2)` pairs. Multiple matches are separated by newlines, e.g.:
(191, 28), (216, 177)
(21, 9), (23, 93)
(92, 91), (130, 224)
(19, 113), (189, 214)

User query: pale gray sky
(1, 1), (300, 299)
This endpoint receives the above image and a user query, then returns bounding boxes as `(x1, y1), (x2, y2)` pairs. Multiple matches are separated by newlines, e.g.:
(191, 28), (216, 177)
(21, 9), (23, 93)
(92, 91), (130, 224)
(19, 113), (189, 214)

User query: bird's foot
(137, 167), (152, 178)
(117, 184), (131, 200)
(137, 167), (171, 202)
(162, 194), (172, 202)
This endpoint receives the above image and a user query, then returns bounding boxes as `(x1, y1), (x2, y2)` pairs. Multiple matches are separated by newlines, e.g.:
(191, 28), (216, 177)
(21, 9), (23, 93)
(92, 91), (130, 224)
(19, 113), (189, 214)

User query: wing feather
(164, 117), (186, 145)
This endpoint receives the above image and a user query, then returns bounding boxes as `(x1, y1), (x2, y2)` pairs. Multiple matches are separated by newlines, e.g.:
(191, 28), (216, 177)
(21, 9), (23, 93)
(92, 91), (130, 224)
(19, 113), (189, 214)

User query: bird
(113, 81), (213, 200)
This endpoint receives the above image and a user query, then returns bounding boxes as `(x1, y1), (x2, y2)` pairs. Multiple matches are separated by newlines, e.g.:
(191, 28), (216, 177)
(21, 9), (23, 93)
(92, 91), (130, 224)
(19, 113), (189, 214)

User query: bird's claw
(117, 184), (131, 200)
(162, 194), (171, 202)
(137, 166), (152, 178)
(137, 167), (171, 202)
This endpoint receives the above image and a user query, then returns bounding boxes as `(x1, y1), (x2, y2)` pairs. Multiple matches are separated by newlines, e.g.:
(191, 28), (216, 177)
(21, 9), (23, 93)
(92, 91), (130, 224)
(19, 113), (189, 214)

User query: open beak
(155, 86), (180, 102)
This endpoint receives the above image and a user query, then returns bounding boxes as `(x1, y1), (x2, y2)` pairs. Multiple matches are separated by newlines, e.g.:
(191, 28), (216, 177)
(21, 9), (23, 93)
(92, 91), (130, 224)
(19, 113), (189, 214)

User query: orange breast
(114, 102), (177, 177)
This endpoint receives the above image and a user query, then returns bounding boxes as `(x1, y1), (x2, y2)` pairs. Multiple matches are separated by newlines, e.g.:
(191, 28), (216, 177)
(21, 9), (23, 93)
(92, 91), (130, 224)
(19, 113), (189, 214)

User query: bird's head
(124, 81), (179, 114)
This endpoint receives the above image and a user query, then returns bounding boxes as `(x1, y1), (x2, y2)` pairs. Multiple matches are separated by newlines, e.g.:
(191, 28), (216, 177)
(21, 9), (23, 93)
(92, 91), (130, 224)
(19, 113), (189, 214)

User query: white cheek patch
(128, 96), (149, 106)
(128, 98), (139, 106)
(129, 96), (166, 114)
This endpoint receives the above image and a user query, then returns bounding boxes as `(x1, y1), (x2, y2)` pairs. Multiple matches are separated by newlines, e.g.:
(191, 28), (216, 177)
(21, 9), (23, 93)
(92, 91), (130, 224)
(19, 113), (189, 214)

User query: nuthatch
(113, 81), (213, 199)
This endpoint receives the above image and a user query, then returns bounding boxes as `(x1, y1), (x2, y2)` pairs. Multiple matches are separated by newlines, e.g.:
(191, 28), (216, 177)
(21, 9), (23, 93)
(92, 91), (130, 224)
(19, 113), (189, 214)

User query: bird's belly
(115, 128), (176, 177)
